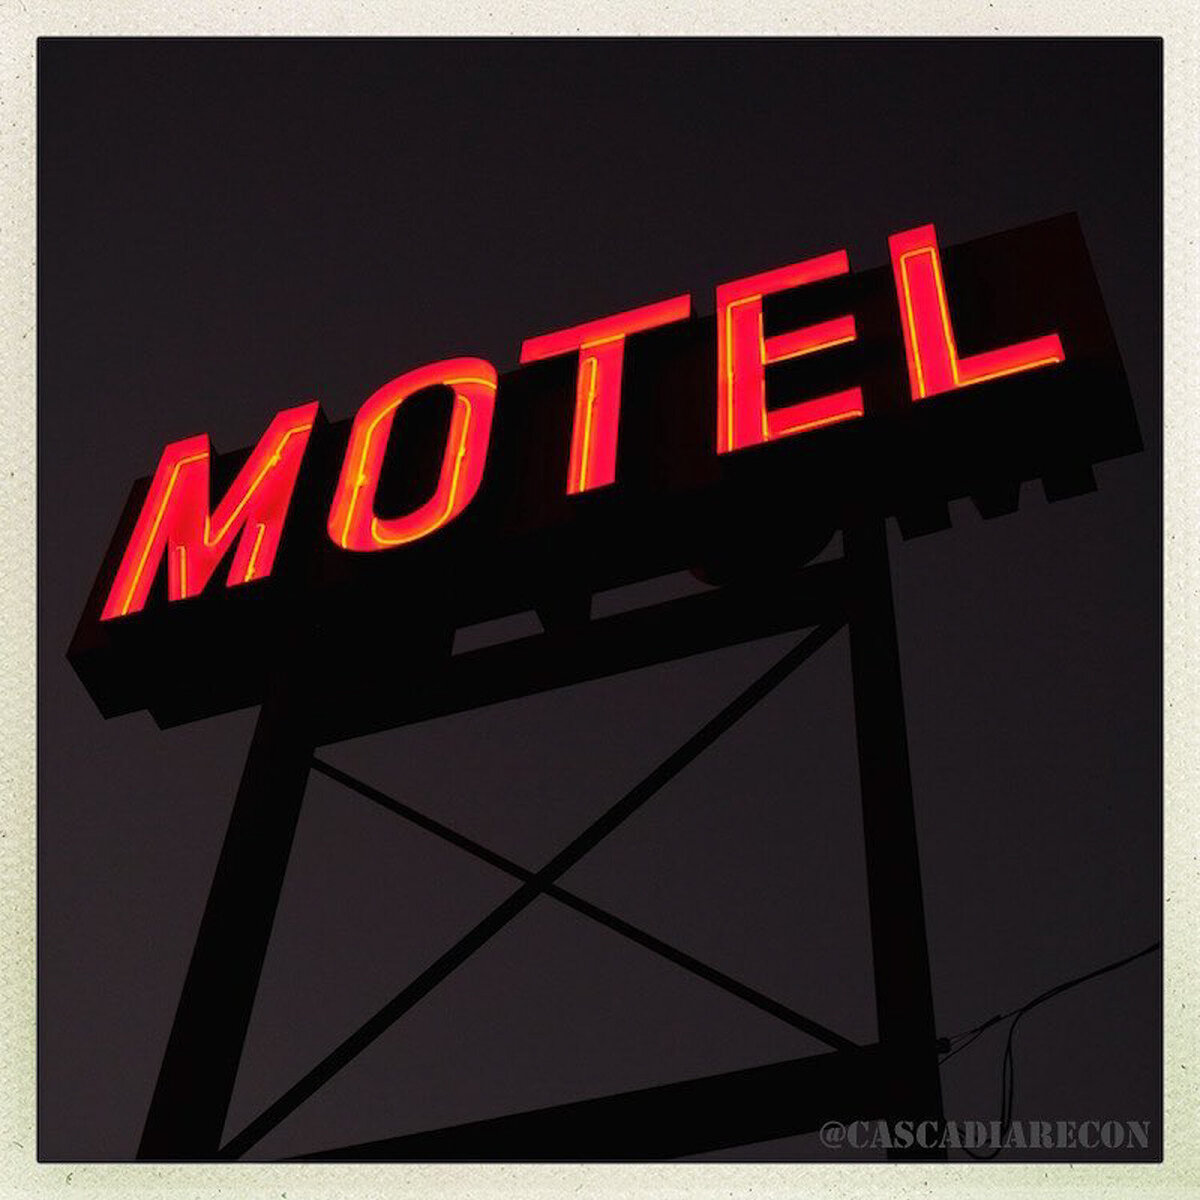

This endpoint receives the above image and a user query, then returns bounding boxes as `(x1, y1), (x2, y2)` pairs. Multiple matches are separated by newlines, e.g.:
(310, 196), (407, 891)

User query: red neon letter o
(328, 357), (498, 551)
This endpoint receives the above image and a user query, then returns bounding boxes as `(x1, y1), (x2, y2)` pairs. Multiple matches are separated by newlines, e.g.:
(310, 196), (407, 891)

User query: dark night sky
(38, 39), (1161, 1161)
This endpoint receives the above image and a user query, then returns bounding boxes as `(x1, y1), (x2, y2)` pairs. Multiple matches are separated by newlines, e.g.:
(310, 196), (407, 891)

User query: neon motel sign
(98, 223), (1067, 623)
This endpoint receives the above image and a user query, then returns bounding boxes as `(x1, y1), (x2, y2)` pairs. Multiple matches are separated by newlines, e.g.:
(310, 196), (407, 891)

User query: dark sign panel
(69, 213), (1139, 734)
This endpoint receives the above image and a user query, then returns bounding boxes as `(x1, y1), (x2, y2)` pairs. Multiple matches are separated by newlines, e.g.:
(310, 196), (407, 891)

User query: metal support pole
(137, 674), (313, 1160)
(844, 517), (945, 1160)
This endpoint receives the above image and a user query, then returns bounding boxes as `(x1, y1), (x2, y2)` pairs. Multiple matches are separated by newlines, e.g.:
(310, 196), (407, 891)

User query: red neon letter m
(100, 403), (318, 621)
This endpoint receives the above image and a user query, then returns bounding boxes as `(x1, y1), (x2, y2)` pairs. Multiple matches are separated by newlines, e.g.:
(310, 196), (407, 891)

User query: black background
(38, 38), (1161, 1161)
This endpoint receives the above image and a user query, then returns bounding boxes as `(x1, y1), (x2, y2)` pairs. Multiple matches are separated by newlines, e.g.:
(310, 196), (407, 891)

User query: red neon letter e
(888, 223), (1065, 401)
(329, 357), (498, 551)
(100, 402), (318, 620)
(520, 295), (690, 493)
(716, 251), (862, 455)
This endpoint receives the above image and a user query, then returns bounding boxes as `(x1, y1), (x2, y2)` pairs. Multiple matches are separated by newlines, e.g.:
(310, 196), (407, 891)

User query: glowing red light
(520, 295), (691, 493)
(716, 251), (862, 455)
(328, 357), (498, 551)
(888, 223), (1065, 401)
(100, 403), (318, 620)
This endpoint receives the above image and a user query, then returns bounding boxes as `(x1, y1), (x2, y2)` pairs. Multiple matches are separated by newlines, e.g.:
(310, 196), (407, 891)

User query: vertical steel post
(137, 675), (312, 1160)
(844, 517), (945, 1160)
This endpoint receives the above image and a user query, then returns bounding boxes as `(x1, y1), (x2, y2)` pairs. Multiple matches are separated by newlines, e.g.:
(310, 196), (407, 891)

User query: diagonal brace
(311, 756), (857, 1052)
(219, 618), (844, 1160)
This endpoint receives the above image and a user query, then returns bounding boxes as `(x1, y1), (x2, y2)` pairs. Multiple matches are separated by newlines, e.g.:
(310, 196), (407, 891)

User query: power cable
(935, 940), (1160, 1160)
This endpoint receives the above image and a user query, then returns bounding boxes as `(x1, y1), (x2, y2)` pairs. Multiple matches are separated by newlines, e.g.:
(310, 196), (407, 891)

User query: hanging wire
(935, 939), (1160, 1160)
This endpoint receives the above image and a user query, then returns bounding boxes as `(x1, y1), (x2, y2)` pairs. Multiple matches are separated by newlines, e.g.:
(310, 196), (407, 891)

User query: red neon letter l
(888, 223), (1065, 401)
